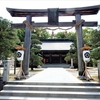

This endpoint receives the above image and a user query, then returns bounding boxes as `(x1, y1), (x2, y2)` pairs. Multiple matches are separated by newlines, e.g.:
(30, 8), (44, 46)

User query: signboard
(48, 8), (59, 25)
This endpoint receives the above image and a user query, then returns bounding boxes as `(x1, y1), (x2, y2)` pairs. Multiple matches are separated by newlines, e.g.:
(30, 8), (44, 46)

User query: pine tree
(30, 30), (43, 70)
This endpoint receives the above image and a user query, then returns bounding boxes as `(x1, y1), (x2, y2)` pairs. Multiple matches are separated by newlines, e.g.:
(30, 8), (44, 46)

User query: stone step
(0, 96), (100, 100)
(3, 84), (100, 92)
(0, 90), (100, 98)
(7, 81), (100, 86)
(1, 82), (100, 99)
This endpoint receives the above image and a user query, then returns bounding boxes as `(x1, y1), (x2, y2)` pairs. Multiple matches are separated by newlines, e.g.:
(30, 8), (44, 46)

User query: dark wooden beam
(6, 5), (100, 17)
(11, 21), (97, 28)
(22, 15), (32, 75)
(75, 14), (84, 76)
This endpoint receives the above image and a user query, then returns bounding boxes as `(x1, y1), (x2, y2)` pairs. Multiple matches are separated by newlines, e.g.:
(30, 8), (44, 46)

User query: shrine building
(40, 39), (72, 64)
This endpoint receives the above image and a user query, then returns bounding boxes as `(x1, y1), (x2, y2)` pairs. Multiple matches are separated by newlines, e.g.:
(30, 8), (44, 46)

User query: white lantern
(83, 50), (90, 62)
(17, 50), (24, 61)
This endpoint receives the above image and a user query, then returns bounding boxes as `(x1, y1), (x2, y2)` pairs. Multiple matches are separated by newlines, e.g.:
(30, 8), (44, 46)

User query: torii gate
(6, 5), (100, 77)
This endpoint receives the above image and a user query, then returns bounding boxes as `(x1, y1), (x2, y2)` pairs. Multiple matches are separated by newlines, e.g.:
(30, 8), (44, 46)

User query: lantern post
(15, 46), (26, 80)
(80, 44), (93, 81)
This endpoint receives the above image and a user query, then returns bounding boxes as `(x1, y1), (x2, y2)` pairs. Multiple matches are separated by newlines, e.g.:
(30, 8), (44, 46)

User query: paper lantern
(17, 50), (24, 61)
(83, 50), (90, 62)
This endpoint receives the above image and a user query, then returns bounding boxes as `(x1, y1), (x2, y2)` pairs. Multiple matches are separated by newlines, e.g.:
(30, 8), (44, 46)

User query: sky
(0, 0), (100, 32)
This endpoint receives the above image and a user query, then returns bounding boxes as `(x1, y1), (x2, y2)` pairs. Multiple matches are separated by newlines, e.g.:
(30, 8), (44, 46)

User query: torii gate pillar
(75, 14), (84, 76)
(22, 15), (32, 75)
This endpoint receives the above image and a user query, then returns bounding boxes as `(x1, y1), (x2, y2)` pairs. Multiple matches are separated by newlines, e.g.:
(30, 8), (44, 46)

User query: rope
(23, 21), (34, 31)
(43, 26), (74, 31)
(23, 19), (85, 32)
(43, 19), (85, 31)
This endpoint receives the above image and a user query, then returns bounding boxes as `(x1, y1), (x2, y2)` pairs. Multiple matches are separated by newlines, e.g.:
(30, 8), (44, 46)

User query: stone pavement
(23, 68), (82, 83)
(23, 67), (99, 83)
(66, 67), (99, 82)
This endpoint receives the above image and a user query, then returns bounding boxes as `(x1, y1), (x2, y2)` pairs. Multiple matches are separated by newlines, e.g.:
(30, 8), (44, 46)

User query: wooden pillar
(50, 54), (52, 64)
(22, 15), (32, 75)
(60, 54), (62, 63)
(75, 14), (85, 76)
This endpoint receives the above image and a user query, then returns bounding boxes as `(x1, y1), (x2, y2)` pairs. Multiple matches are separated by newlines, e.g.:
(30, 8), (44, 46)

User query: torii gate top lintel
(6, 5), (100, 17)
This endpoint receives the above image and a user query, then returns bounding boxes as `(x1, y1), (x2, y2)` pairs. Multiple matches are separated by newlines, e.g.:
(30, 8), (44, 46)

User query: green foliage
(33, 27), (50, 39)
(30, 53), (43, 68)
(63, 31), (78, 64)
(89, 29), (100, 48)
(91, 48), (100, 60)
(82, 27), (94, 45)
(64, 53), (71, 61)
(15, 28), (25, 43)
(55, 31), (66, 39)
(30, 30), (43, 70)
(0, 17), (20, 59)
(66, 32), (76, 43)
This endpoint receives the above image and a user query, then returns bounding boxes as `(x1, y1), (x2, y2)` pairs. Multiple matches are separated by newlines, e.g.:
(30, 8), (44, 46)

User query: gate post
(75, 14), (85, 76)
(22, 15), (32, 75)
(97, 60), (100, 81)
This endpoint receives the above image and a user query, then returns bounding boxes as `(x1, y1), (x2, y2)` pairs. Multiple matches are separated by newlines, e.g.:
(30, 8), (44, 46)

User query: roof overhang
(41, 42), (72, 51)
(40, 39), (73, 51)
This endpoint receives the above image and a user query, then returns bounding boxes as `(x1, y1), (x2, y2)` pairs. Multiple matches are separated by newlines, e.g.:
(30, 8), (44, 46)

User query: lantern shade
(81, 44), (91, 50)
(15, 46), (26, 50)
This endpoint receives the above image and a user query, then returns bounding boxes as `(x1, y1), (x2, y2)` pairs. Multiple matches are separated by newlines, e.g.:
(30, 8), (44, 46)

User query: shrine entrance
(43, 51), (66, 64)
(6, 5), (100, 76)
